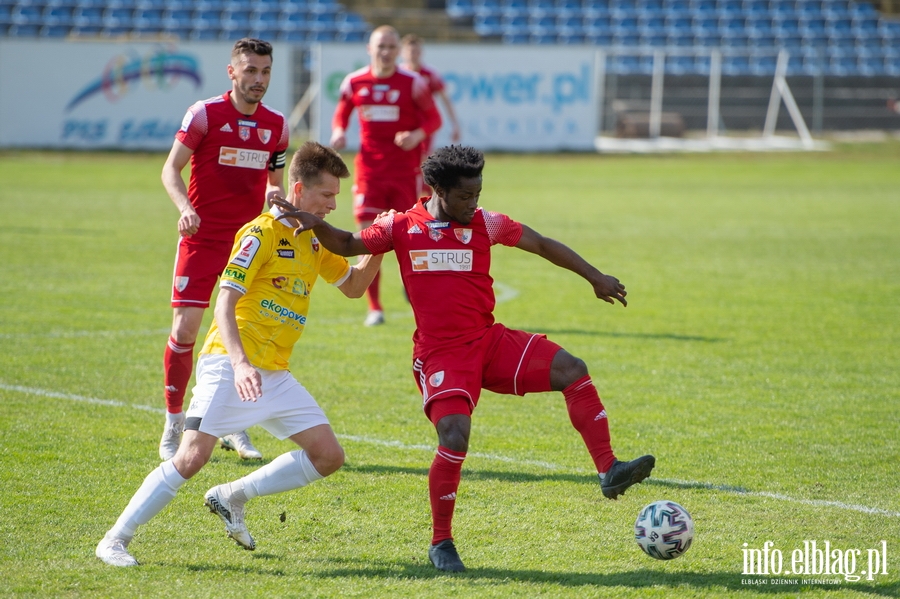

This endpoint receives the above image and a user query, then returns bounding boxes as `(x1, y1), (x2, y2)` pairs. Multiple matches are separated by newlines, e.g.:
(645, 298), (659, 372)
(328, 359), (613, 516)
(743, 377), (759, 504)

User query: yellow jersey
(200, 208), (351, 370)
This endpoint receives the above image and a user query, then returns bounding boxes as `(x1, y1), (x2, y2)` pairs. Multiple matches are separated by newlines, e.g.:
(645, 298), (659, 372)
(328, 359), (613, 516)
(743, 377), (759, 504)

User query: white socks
(108, 459), (187, 542)
(237, 450), (323, 500)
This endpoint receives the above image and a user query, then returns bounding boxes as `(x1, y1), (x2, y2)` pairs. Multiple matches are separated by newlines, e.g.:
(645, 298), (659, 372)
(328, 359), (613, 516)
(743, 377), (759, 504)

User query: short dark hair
(401, 34), (422, 46)
(421, 145), (484, 191)
(231, 38), (273, 62)
(289, 141), (350, 186)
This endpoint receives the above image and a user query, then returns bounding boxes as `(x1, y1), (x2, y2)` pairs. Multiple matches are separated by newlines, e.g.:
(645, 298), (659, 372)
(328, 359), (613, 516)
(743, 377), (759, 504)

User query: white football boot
(96, 534), (139, 567)
(204, 484), (255, 550)
(219, 431), (263, 460)
(158, 412), (185, 461)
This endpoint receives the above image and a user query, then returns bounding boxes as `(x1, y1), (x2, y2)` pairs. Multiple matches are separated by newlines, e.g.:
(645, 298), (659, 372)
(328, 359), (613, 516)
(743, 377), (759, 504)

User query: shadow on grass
(523, 327), (726, 343)
(309, 558), (899, 595)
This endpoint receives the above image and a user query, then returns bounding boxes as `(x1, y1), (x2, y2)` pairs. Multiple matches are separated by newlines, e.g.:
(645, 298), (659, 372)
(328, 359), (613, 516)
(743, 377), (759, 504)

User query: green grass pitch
(0, 143), (898, 598)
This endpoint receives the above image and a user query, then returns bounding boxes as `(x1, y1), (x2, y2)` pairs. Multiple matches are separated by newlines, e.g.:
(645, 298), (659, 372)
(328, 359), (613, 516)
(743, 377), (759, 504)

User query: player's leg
(96, 430), (218, 566)
(549, 347), (655, 500)
(203, 372), (340, 550)
(427, 402), (471, 572)
(159, 305), (204, 460)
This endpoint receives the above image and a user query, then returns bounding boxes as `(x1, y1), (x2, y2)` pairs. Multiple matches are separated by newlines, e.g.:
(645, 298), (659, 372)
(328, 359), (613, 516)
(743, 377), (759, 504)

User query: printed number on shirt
(218, 147), (269, 169)
(409, 249), (473, 272)
(360, 105), (400, 122)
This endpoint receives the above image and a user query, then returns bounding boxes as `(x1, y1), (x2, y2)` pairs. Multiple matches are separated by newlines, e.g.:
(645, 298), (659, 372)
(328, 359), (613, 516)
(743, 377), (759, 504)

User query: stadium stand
(0, 0), (897, 77)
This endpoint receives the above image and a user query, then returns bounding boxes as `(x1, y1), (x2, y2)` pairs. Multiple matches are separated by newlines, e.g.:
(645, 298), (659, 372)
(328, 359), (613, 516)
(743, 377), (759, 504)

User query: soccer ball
(634, 500), (694, 560)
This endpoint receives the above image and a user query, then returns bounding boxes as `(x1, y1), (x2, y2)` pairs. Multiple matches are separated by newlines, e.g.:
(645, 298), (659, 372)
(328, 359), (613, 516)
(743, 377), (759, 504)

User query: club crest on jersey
(258, 129), (271, 144)
(429, 371), (445, 387)
(428, 228), (442, 241)
(311, 237), (320, 252)
(174, 276), (189, 292)
(387, 89), (400, 103)
(239, 126), (251, 141)
(455, 228), (473, 244)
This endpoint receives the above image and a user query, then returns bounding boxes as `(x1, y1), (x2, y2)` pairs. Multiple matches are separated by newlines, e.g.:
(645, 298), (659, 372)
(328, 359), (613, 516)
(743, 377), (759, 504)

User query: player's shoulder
(190, 93), (228, 112)
(240, 211), (278, 238)
(257, 101), (286, 121)
(344, 65), (372, 84)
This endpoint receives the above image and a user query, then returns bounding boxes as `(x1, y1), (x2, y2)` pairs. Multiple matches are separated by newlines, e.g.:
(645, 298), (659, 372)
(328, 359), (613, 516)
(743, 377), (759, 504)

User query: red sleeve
(412, 75), (442, 136)
(427, 68), (446, 93)
(174, 101), (207, 149)
(277, 117), (290, 151)
(483, 210), (523, 247)
(359, 213), (396, 255)
(331, 75), (355, 130)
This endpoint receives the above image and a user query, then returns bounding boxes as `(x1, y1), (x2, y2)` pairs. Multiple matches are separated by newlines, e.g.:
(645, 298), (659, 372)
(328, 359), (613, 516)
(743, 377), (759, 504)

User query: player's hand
(178, 210), (200, 237)
(267, 194), (285, 209)
(330, 130), (347, 150)
(593, 274), (628, 307)
(395, 129), (425, 151)
(374, 208), (398, 220)
(233, 362), (262, 402)
(271, 197), (323, 236)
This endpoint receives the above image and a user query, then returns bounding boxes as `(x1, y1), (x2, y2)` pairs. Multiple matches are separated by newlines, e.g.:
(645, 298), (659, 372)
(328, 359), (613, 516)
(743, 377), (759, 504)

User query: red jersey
(175, 91), (290, 242)
(360, 200), (523, 349)
(332, 67), (441, 180)
(402, 63), (446, 157)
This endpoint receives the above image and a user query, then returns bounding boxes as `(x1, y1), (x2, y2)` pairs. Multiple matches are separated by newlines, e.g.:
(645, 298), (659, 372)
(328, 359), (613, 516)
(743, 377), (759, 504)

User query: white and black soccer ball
(634, 500), (694, 560)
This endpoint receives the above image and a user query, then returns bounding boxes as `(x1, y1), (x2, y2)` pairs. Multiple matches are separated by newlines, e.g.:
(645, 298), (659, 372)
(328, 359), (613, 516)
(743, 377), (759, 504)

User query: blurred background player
(158, 38), (290, 461)
(273, 145), (656, 573)
(331, 25), (442, 327)
(97, 142), (383, 567)
(400, 34), (462, 197)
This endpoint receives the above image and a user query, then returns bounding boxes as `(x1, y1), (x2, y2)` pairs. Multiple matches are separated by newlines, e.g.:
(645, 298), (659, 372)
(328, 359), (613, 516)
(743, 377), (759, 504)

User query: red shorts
(412, 324), (563, 425)
(353, 173), (418, 223)
(170, 236), (233, 308)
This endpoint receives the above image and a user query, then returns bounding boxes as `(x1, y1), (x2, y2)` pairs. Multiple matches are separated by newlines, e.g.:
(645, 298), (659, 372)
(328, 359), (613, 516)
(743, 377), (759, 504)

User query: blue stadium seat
(610, 0), (638, 15)
(474, 0), (502, 16)
(777, 32), (804, 50)
(103, 6), (133, 28)
(721, 31), (749, 46)
(694, 53), (711, 74)
(501, 30), (529, 42)
(102, 25), (133, 37)
(749, 52), (777, 74)
(501, 0), (529, 17)
(692, 15), (718, 35)
(134, 8), (164, 29)
(800, 16), (826, 36)
(825, 16), (852, 37)
(716, 0), (742, 17)
(641, 32), (667, 45)
(822, 0), (850, 18)
(41, 24), (72, 36)
(612, 13), (640, 33)
(338, 11), (368, 33)
(307, 29), (336, 41)
(610, 54), (641, 73)
(719, 15), (745, 35)
(193, 9), (221, 29)
(828, 54), (857, 75)
(555, 0), (583, 17)
(557, 14), (583, 34)
(665, 14), (692, 35)
(250, 8), (278, 30)
(44, 5), (75, 25)
(693, 31), (721, 45)
(855, 36), (883, 56)
(665, 55), (694, 75)
(613, 30), (641, 44)
(529, 13), (556, 33)
(280, 29), (306, 41)
(443, 0), (472, 20)
(308, 10), (338, 32)
(474, 12), (503, 35)
(770, 0), (796, 17)
(746, 16), (772, 36)
(722, 54), (751, 74)
(741, 0), (767, 16)
(135, 0), (167, 7)
(667, 31), (694, 45)
(190, 27), (220, 40)
(786, 53), (805, 74)
(774, 16), (800, 36)
(851, 16), (878, 37)
(585, 13), (611, 33)
(638, 0), (664, 12)
(851, 1), (877, 17)
(12, 4), (42, 25)
(74, 8), (103, 29)
(531, 31), (558, 42)
(586, 31), (613, 43)
(336, 29), (368, 42)
(751, 32), (775, 46)
(690, 0), (717, 15)
(502, 13), (529, 34)
(280, 9), (308, 32)
(662, 0), (690, 16)
(163, 7), (191, 30)
(639, 14), (665, 34)
(885, 54), (900, 76)
(796, 0), (823, 18)
(583, 0), (611, 18)
(249, 27), (279, 40)
(8, 23), (41, 35)
(857, 55), (885, 75)
(446, 0), (475, 18)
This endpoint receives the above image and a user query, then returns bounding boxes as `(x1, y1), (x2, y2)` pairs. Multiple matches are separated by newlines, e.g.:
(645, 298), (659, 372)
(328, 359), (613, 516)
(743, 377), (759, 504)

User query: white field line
(4, 382), (898, 519)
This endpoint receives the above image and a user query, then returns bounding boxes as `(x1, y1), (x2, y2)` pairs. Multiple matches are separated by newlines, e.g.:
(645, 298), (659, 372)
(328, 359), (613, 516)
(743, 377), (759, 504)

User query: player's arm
(270, 198), (372, 256)
(515, 224), (627, 307)
(213, 287), (262, 401)
(161, 139), (200, 237)
(395, 78), (443, 151)
(435, 89), (461, 143)
(336, 253), (384, 298)
(265, 166), (286, 205)
(330, 92), (355, 150)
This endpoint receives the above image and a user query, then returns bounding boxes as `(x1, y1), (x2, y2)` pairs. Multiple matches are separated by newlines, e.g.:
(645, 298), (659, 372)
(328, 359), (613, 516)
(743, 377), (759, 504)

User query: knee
(172, 447), (210, 479)
(436, 415), (470, 453)
(551, 351), (589, 390)
(309, 443), (345, 477)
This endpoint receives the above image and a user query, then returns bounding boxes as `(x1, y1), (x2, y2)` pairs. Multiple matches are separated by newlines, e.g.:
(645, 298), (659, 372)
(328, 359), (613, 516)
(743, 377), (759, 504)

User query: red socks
(429, 446), (466, 545)
(163, 336), (194, 413)
(365, 269), (382, 312)
(563, 375), (616, 473)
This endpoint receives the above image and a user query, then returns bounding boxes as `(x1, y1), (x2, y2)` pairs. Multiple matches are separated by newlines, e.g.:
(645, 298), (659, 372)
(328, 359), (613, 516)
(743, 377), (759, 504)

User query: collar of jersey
(270, 206), (299, 229)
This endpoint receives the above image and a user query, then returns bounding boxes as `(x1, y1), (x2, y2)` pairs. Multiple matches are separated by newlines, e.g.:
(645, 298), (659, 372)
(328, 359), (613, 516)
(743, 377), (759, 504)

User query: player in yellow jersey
(96, 142), (383, 566)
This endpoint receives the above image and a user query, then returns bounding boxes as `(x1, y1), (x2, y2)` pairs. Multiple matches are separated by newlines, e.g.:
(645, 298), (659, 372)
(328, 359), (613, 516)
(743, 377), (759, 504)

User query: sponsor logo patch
(223, 268), (245, 282)
(272, 276), (287, 289)
(237, 119), (257, 127)
(360, 104), (400, 122)
(230, 235), (261, 268)
(277, 249), (295, 258)
(409, 249), (473, 272)
(260, 298), (307, 325)
(278, 238), (291, 246)
(219, 147), (268, 170)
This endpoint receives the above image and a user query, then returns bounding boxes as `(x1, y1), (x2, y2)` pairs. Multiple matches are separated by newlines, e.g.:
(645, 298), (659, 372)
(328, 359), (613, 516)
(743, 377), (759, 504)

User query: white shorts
(185, 353), (329, 439)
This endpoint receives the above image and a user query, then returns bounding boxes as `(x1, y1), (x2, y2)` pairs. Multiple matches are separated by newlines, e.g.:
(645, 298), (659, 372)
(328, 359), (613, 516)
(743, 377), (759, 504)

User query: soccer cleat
(219, 431), (263, 460)
(364, 310), (384, 327)
(96, 534), (139, 567)
(428, 539), (466, 572)
(158, 412), (185, 461)
(600, 455), (656, 500)
(204, 485), (256, 550)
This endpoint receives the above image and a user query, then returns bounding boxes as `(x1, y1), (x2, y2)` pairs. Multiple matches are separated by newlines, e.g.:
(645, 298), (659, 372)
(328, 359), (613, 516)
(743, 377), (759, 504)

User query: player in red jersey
(158, 38), (290, 462)
(272, 145), (656, 573)
(331, 25), (442, 327)
(400, 34), (461, 197)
